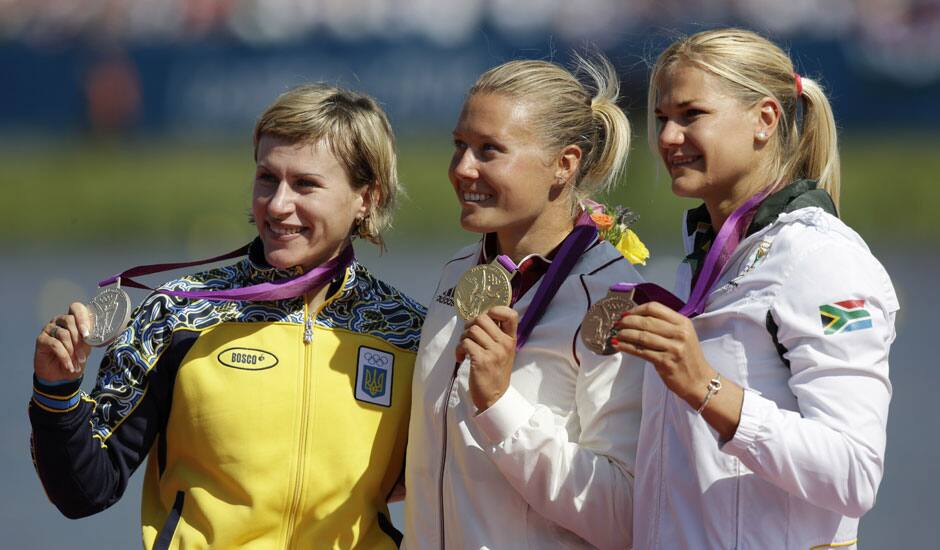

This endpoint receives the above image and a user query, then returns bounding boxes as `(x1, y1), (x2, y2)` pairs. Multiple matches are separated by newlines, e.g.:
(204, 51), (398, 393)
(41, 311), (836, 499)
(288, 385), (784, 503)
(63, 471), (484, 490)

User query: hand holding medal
(35, 277), (136, 380)
(454, 208), (599, 411)
(454, 255), (517, 411)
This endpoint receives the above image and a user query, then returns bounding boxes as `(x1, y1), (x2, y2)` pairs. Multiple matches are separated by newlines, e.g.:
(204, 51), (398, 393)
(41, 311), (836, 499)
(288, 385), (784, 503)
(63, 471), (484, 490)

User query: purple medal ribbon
(495, 255), (518, 274)
(97, 244), (355, 302)
(610, 188), (771, 318)
(500, 210), (598, 350)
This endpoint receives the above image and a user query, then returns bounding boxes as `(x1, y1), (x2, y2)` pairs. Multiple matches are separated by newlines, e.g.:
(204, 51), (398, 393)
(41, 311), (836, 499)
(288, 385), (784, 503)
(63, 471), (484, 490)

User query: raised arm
(29, 295), (179, 518)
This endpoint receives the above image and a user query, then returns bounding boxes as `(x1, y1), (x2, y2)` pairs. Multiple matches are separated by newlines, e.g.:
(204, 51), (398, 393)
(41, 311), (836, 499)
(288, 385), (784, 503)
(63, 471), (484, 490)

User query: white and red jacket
(403, 238), (644, 549)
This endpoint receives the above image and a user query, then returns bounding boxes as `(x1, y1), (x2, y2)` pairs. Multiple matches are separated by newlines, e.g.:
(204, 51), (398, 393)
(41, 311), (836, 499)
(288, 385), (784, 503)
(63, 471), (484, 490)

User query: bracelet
(695, 374), (722, 415)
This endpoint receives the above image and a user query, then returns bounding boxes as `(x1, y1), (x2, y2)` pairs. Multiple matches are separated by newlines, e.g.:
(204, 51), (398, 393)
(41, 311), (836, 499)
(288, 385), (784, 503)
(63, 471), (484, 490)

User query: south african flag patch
(819, 300), (873, 335)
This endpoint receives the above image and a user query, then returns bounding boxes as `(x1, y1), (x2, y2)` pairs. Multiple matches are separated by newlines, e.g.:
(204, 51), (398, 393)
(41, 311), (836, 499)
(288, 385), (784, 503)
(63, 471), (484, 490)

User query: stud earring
(756, 130), (768, 141)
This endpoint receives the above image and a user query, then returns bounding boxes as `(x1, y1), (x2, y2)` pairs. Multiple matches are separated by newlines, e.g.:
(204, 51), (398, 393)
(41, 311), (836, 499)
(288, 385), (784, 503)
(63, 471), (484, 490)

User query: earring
(756, 130), (768, 141)
(555, 175), (566, 186)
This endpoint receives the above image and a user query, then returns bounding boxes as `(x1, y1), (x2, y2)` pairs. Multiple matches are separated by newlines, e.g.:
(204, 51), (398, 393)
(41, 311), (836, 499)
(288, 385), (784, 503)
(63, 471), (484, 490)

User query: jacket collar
(746, 179), (837, 236)
(685, 179), (837, 238)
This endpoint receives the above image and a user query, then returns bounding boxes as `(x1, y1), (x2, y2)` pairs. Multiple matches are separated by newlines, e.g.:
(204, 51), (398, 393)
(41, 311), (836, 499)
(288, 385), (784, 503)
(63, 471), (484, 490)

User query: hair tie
(793, 72), (803, 97)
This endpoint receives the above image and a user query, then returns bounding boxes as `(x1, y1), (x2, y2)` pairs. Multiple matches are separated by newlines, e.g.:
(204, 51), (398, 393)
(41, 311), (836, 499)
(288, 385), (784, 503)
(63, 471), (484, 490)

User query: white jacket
(634, 204), (899, 550)
(403, 238), (644, 549)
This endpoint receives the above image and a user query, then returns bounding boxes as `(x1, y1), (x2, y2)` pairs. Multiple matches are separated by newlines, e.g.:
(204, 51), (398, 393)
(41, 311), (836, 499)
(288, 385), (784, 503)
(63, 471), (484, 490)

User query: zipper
(304, 314), (314, 344)
(282, 267), (352, 546)
(437, 361), (461, 550)
(283, 303), (315, 546)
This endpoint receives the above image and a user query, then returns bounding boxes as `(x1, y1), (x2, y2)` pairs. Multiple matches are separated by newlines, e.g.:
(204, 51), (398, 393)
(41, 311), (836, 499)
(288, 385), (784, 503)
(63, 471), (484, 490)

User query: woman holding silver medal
(403, 55), (646, 549)
(29, 84), (425, 548)
(604, 29), (899, 548)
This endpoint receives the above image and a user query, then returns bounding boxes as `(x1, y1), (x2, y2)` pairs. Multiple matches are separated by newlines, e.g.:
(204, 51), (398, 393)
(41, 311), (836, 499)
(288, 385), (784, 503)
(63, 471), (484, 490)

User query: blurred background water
(1, 0), (938, 547)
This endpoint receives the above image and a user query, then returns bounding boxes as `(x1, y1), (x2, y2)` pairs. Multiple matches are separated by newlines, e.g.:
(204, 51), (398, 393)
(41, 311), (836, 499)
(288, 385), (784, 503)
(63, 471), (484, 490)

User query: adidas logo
(435, 286), (456, 307)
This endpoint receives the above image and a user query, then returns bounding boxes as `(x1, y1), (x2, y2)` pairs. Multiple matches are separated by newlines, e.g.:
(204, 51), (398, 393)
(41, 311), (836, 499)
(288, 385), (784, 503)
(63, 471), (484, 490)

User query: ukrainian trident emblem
(363, 365), (386, 398)
(355, 346), (394, 407)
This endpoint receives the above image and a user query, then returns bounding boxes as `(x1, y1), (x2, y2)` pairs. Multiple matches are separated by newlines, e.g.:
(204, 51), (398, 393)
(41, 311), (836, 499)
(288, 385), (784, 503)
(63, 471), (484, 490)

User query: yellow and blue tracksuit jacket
(29, 241), (426, 549)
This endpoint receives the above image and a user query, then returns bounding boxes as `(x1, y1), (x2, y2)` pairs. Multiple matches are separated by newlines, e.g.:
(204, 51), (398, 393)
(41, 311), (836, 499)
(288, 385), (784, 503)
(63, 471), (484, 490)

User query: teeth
(671, 156), (699, 166)
(270, 225), (303, 236)
(463, 192), (490, 202)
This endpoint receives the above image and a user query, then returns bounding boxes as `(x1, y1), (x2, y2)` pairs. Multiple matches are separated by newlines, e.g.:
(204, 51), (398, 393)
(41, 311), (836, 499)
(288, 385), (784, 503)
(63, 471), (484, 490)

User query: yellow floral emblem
(614, 229), (649, 266)
(584, 201), (649, 266)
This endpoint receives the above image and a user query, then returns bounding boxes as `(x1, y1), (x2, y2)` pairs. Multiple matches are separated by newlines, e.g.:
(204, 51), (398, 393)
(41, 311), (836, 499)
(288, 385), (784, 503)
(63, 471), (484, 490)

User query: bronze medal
(581, 289), (637, 355)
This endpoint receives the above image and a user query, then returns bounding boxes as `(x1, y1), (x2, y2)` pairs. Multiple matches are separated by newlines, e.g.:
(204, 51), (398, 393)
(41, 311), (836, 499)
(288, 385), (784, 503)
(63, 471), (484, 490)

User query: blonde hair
(469, 55), (632, 204)
(648, 28), (842, 208)
(253, 83), (399, 248)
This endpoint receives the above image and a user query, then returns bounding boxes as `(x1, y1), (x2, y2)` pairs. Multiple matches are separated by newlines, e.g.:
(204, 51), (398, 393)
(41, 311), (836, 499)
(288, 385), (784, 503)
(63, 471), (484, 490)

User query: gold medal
(454, 260), (513, 321)
(581, 288), (637, 355)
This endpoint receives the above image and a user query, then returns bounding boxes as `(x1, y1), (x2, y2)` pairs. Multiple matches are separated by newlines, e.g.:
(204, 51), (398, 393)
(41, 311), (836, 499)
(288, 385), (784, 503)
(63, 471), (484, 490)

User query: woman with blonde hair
(403, 54), (645, 549)
(610, 28), (898, 548)
(29, 84), (425, 548)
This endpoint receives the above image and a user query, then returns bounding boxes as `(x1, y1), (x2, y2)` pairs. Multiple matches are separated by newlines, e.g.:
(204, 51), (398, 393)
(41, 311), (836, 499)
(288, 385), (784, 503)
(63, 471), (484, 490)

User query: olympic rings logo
(363, 351), (390, 366)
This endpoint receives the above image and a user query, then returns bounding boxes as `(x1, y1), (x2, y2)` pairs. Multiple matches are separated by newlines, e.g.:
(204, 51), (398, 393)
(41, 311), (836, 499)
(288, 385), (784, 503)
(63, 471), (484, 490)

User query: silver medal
(85, 286), (132, 347)
(581, 289), (637, 355)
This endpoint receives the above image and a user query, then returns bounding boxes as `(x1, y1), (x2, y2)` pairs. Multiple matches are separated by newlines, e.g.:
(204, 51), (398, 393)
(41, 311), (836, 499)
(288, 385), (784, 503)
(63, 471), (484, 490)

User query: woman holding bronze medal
(607, 29), (899, 548)
(403, 56), (645, 549)
(29, 84), (425, 548)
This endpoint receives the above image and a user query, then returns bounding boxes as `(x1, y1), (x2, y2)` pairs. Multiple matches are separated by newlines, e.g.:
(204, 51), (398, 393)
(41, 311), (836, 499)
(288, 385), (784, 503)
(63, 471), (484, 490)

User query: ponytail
(787, 76), (841, 209)
(577, 54), (632, 199)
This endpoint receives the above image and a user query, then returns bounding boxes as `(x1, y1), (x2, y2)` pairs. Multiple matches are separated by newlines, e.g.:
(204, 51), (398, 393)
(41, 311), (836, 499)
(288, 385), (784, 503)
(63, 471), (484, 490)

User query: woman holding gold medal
(607, 29), (899, 548)
(29, 84), (425, 548)
(403, 55), (648, 549)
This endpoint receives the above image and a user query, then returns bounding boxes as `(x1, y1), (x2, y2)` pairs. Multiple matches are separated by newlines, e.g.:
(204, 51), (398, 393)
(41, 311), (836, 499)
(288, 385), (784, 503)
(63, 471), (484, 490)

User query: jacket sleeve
(471, 344), (643, 549)
(721, 239), (898, 517)
(28, 293), (183, 519)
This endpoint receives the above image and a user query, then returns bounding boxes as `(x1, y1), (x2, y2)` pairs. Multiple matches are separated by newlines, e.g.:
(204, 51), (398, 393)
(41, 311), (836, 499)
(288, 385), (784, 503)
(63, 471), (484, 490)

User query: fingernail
(78, 352), (86, 363)
(81, 329), (89, 338)
(610, 337), (620, 345)
(621, 311), (632, 318)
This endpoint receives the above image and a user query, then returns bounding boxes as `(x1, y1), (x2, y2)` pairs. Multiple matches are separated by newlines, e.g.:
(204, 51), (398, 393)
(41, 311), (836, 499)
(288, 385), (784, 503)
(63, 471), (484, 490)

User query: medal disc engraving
(581, 290), (637, 355)
(85, 287), (132, 347)
(454, 263), (512, 321)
